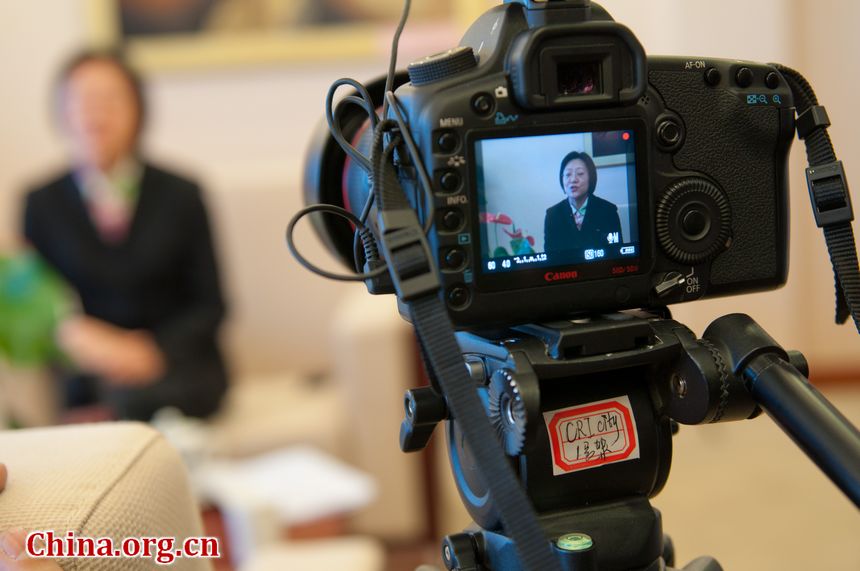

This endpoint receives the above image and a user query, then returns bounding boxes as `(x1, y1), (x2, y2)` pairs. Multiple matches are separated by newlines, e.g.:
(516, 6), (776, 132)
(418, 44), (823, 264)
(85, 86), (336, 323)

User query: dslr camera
(299, 2), (860, 570)
(307, 0), (795, 329)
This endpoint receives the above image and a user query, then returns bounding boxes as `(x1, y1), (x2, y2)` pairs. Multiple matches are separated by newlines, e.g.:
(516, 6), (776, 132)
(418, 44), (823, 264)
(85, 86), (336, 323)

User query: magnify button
(773, 94), (782, 104)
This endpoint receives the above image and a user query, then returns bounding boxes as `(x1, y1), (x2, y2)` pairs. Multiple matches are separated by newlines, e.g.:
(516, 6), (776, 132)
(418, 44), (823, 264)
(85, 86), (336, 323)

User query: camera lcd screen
(474, 128), (640, 287)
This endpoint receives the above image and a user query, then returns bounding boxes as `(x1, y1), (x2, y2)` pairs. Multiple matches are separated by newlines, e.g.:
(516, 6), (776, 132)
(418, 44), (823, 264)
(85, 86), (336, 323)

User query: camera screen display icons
(475, 127), (640, 285)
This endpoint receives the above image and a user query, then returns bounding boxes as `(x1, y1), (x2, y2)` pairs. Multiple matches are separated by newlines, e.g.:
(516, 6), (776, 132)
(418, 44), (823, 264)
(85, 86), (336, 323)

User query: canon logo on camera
(544, 270), (579, 283)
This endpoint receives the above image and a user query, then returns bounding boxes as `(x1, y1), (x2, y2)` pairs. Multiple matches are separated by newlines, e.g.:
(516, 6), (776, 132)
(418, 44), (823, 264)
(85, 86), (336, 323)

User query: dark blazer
(543, 195), (623, 256)
(23, 163), (228, 419)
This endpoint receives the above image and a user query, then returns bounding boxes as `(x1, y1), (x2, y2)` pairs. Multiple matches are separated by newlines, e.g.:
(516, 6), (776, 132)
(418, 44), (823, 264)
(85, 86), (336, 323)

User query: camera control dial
(408, 46), (477, 86)
(656, 178), (732, 264)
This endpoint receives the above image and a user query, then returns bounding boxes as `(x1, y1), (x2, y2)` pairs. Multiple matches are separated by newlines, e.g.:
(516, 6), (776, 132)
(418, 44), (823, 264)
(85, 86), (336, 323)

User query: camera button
(735, 67), (754, 88)
(447, 285), (471, 309)
(704, 67), (721, 86)
(440, 171), (462, 192)
(681, 208), (711, 240)
(656, 117), (684, 151)
(471, 93), (495, 116)
(765, 71), (781, 89)
(437, 131), (459, 153)
(441, 209), (464, 232)
(444, 248), (467, 270)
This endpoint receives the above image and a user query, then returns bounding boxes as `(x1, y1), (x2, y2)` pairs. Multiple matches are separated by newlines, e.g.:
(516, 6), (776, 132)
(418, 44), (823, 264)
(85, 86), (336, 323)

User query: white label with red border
(543, 395), (640, 476)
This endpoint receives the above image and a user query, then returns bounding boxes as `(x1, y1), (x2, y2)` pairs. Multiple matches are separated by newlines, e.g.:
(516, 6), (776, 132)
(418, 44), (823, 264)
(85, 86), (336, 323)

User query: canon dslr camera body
(379, 0), (794, 328)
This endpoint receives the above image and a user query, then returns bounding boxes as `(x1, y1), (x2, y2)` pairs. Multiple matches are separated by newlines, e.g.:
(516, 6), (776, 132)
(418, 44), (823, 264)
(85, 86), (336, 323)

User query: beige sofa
(0, 422), (209, 571)
(0, 421), (388, 570)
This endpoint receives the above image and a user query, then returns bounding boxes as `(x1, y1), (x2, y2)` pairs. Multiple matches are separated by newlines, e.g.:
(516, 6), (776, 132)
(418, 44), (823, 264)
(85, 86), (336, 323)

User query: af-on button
(704, 67), (721, 86)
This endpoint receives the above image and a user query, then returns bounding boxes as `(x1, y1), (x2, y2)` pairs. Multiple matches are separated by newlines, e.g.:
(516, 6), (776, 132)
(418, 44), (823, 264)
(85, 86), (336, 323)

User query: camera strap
(775, 64), (860, 332)
(371, 122), (562, 571)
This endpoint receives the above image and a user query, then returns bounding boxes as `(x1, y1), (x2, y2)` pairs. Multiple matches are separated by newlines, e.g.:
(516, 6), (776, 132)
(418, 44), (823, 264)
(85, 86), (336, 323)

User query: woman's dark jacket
(543, 195), (623, 256)
(23, 163), (228, 419)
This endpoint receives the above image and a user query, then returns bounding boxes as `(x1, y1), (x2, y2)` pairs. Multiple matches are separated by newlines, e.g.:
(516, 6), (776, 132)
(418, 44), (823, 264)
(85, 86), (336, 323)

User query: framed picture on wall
(83, 0), (495, 71)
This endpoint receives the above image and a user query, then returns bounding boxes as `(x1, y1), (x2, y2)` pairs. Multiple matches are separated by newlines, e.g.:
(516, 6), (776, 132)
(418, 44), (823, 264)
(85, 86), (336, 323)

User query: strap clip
(806, 161), (854, 228)
(378, 209), (440, 301)
(796, 105), (831, 139)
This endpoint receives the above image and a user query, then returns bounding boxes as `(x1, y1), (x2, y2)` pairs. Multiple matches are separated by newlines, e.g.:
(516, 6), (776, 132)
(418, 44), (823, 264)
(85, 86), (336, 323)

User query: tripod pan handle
(746, 353), (860, 507)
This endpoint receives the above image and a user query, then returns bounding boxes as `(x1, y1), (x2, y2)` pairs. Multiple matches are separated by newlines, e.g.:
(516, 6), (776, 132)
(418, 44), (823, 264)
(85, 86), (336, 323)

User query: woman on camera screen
(543, 151), (622, 257)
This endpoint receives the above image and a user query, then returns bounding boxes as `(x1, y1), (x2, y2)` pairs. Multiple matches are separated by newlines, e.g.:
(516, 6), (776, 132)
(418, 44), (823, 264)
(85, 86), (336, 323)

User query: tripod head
(401, 312), (860, 570)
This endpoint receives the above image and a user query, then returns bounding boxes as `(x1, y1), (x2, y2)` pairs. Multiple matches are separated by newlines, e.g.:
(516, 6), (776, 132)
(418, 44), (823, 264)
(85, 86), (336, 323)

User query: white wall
(0, 1), (84, 243)
(791, 0), (860, 369)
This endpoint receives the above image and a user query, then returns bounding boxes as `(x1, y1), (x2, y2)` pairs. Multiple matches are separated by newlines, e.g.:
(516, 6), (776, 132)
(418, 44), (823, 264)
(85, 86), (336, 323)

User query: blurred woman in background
(21, 51), (228, 421)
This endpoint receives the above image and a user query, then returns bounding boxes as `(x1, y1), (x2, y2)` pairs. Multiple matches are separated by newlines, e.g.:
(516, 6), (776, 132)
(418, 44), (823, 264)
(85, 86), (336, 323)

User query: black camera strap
(371, 122), (562, 571)
(775, 64), (860, 332)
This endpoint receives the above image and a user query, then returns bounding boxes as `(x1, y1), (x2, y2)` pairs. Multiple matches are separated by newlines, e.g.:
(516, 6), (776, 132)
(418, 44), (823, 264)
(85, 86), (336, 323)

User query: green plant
(0, 253), (72, 366)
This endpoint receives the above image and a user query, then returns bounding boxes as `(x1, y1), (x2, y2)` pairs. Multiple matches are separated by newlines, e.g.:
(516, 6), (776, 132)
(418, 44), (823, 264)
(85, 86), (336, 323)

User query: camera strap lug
(795, 104), (830, 139)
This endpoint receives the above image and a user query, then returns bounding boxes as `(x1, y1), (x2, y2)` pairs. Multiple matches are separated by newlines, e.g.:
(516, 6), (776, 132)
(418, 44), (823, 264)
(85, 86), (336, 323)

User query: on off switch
(654, 272), (685, 297)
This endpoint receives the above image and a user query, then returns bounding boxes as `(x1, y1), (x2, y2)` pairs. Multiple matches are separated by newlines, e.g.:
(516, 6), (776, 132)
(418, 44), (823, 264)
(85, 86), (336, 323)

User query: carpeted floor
(652, 385), (860, 570)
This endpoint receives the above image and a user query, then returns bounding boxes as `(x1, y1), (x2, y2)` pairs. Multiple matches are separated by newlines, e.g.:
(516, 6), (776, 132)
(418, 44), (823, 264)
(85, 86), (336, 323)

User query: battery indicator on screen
(621, 246), (636, 255)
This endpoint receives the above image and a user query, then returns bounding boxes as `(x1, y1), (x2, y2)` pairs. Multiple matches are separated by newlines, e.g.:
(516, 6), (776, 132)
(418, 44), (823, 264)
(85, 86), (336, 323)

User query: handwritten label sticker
(543, 395), (640, 476)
